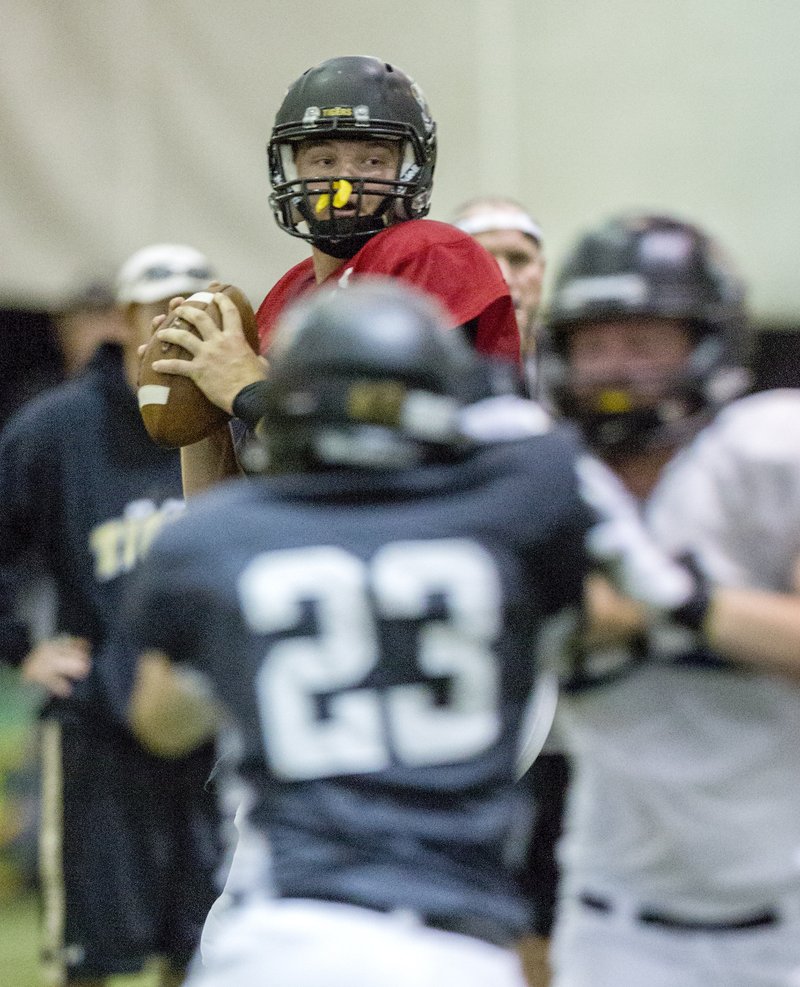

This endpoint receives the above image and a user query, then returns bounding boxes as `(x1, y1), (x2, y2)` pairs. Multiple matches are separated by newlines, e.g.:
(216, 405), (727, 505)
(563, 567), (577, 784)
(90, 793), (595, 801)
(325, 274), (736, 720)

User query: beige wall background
(2, 1), (797, 322)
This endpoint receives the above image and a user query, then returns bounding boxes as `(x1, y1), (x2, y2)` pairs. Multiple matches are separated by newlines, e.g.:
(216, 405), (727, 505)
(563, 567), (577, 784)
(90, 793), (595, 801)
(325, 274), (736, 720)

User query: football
(137, 283), (259, 448)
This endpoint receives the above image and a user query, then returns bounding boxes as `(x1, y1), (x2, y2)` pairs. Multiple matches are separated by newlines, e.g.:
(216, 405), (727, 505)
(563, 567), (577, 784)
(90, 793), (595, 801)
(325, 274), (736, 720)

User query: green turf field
(1, 892), (39, 987)
(0, 892), (163, 986)
(0, 668), (42, 986)
(0, 665), (195, 985)
(0, 670), (162, 985)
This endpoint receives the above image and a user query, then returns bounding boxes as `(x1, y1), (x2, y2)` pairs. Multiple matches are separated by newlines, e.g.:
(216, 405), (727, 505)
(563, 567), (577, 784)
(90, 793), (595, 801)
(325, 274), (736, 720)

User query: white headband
(454, 210), (544, 244)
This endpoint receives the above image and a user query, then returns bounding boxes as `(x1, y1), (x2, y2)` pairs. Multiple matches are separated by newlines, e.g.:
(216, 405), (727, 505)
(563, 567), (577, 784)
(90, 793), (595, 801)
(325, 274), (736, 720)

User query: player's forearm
(180, 424), (241, 498)
(129, 650), (223, 757)
(583, 574), (648, 648)
(584, 578), (800, 679)
(703, 587), (800, 678)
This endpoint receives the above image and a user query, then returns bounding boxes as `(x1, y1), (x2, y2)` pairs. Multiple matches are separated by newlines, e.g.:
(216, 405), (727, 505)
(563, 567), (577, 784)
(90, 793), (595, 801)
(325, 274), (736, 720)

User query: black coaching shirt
(0, 343), (183, 720)
(121, 422), (592, 939)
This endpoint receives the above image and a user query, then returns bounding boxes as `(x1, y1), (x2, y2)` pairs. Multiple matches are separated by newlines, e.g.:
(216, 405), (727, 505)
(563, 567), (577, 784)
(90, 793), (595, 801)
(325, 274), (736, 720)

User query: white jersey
(557, 390), (800, 917)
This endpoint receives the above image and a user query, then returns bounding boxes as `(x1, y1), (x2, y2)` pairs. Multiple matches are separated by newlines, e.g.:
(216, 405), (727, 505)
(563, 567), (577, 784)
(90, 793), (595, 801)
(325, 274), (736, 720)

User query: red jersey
(256, 220), (520, 364)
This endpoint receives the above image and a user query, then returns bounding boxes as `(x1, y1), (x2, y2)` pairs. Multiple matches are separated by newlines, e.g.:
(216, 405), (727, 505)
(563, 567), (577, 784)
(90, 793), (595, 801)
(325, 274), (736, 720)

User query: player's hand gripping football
(150, 285), (267, 415)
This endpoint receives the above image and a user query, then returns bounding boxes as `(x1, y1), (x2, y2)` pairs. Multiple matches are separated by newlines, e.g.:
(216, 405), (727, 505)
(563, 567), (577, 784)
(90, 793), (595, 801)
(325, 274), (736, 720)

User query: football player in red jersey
(146, 55), (521, 494)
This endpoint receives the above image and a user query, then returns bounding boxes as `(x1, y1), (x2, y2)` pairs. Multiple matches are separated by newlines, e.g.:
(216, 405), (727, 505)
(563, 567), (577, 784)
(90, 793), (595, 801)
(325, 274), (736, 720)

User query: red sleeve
(357, 222), (521, 364)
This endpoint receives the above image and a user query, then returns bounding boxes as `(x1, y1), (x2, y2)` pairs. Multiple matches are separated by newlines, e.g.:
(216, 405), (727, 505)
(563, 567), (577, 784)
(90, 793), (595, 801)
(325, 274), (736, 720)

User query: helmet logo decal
(347, 381), (406, 425)
(315, 179), (353, 214)
(304, 105), (371, 122)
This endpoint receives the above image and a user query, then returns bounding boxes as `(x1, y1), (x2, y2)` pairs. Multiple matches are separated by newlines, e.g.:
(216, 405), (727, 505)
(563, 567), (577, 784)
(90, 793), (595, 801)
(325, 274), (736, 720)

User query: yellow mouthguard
(315, 179), (353, 214)
(597, 389), (634, 413)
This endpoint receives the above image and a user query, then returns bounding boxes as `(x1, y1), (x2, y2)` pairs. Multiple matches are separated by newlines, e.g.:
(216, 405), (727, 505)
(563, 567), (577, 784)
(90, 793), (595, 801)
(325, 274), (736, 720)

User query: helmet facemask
(545, 318), (748, 459)
(270, 131), (432, 258)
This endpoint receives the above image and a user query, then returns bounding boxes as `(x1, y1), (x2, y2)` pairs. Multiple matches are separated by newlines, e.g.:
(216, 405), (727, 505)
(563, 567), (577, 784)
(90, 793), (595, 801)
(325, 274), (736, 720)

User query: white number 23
(237, 540), (502, 780)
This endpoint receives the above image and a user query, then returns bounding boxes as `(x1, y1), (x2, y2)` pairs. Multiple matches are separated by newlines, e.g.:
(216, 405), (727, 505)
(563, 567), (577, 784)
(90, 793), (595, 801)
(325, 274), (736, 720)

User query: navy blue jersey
(0, 343), (184, 717)
(122, 426), (592, 939)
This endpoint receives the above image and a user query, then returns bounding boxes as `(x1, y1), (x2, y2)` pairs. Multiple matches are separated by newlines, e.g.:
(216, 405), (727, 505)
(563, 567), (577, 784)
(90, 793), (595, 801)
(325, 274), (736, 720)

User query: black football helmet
(539, 213), (750, 457)
(251, 278), (482, 472)
(267, 56), (437, 259)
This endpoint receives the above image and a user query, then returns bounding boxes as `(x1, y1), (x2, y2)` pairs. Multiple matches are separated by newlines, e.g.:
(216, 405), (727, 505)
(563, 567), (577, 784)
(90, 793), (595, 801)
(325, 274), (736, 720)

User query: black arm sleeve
(232, 380), (271, 431)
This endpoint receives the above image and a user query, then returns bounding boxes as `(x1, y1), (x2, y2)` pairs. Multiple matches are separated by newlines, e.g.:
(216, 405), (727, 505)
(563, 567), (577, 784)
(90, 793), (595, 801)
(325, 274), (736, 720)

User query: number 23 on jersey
(238, 539), (503, 780)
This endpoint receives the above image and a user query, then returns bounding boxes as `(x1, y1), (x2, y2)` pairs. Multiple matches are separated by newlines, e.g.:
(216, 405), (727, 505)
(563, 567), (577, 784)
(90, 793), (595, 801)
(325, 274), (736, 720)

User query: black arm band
(232, 381), (270, 430)
(669, 554), (713, 633)
(670, 588), (711, 633)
